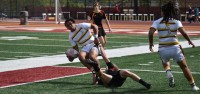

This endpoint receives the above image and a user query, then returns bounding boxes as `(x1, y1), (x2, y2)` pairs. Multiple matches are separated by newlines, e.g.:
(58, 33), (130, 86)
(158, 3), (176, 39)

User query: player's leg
(100, 71), (113, 85)
(90, 46), (114, 84)
(79, 51), (98, 84)
(98, 45), (115, 69)
(89, 47), (100, 67)
(162, 62), (173, 78)
(162, 61), (175, 87)
(177, 59), (199, 90)
(80, 44), (100, 84)
(102, 35), (107, 47)
(120, 70), (151, 89)
(79, 51), (92, 70)
(96, 28), (114, 69)
(89, 46), (103, 84)
(101, 28), (107, 47)
(98, 28), (106, 47)
(159, 50), (175, 87)
(86, 59), (113, 85)
(98, 36), (105, 47)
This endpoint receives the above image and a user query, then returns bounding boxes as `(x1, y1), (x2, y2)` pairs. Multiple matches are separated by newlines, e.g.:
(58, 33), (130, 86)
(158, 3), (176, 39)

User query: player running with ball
(65, 18), (115, 84)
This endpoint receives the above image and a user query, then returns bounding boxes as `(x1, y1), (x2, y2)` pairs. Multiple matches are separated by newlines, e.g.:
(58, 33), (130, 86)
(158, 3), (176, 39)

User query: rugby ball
(65, 48), (79, 58)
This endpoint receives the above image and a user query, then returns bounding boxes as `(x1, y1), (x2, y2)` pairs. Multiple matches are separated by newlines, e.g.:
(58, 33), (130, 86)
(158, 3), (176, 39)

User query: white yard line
(0, 39), (199, 72)
(0, 43), (66, 47)
(127, 69), (200, 75)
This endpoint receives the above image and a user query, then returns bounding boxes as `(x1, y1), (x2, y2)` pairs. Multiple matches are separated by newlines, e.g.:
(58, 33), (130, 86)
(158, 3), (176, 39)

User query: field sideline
(0, 39), (200, 73)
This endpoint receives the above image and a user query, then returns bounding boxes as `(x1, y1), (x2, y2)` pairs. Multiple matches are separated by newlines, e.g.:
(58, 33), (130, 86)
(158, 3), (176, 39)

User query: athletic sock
(139, 79), (151, 89)
(86, 59), (100, 72)
(93, 65), (100, 72)
(166, 69), (173, 78)
(106, 62), (114, 69)
(190, 83), (196, 87)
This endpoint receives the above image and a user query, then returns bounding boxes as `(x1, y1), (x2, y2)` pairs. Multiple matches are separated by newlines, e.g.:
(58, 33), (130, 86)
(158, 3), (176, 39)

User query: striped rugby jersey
(69, 23), (94, 47)
(151, 18), (183, 47)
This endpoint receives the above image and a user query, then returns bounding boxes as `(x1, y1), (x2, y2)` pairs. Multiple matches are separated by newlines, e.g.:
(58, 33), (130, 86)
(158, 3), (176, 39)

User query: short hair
(65, 17), (75, 23)
(93, 2), (99, 6)
(64, 17), (75, 27)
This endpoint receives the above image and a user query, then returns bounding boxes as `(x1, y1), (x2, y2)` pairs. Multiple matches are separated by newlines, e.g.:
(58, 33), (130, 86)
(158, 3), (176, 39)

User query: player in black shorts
(88, 2), (112, 47)
(86, 60), (151, 89)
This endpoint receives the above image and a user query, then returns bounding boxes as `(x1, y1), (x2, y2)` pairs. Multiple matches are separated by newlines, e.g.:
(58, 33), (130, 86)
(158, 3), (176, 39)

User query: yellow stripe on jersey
(159, 42), (179, 45)
(80, 34), (93, 45)
(160, 22), (176, 24)
(77, 29), (89, 42)
(158, 28), (167, 31)
(159, 35), (177, 38)
(170, 29), (177, 32)
(72, 28), (82, 39)
(158, 28), (177, 32)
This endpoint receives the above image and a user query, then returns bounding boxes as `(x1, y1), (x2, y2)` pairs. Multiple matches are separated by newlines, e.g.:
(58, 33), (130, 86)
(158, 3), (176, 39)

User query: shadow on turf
(36, 81), (97, 90)
(85, 87), (195, 94)
(36, 81), (197, 93)
(37, 80), (89, 85)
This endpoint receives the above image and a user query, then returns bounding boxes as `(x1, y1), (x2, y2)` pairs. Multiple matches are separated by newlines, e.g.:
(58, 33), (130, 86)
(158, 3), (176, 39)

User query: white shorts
(158, 45), (184, 63)
(81, 43), (99, 54)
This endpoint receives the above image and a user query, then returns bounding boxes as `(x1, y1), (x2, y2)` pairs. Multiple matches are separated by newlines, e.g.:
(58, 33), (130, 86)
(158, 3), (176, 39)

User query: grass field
(0, 30), (200, 94)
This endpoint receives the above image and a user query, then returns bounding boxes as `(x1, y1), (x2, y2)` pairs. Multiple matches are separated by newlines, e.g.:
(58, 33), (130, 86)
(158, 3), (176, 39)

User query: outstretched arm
(87, 16), (92, 22)
(178, 27), (195, 48)
(105, 17), (112, 32)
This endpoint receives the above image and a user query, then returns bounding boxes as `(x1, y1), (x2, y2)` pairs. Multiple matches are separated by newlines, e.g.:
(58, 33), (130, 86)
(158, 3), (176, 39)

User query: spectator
(194, 7), (199, 22)
(187, 5), (194, 23)
(113, 4), (120, 14)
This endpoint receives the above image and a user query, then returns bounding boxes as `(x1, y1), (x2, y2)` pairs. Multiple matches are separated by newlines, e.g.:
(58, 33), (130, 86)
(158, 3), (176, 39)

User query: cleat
(169, 77), (175, 87)
(145, 84), (151, 89)
(86, 59), (100, 72)
(192, 86), (199, 91)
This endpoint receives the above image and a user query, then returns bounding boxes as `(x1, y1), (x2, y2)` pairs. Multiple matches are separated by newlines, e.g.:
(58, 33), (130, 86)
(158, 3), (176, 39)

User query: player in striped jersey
(65, 18), (114, 84)
(148, 1), (199, 91)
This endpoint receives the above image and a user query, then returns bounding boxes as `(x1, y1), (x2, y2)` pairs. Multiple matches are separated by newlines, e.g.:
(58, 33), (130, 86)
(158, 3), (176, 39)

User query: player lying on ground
(86, 60), (151, 89)
(65, 18), (115, 84)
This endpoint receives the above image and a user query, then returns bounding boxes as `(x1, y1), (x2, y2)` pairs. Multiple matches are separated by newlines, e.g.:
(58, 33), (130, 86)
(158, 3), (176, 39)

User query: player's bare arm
(148, 27), (156, 52)
(73, 44), (79, 52)
(105, 18), (112, 32)
(178, 27), (195, 48)
(90, 24), (99, 45)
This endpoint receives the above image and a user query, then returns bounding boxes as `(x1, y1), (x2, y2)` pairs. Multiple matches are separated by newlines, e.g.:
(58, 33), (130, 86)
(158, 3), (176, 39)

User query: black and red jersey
(89, 10), (106, 28)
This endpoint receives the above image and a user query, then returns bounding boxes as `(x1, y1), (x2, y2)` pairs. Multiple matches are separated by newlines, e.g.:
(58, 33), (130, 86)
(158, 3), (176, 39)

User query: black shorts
(98, 28), (106, 37)
(107, 70), (126, 87)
